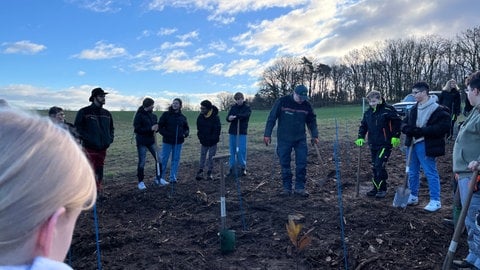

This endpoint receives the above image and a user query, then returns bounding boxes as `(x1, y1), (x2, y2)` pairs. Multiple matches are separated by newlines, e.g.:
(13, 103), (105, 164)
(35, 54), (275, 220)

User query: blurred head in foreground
(0, 108), (96, 267)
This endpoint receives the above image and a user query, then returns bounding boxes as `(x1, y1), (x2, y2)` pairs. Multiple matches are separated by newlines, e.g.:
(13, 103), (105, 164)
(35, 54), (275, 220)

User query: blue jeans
(161, 143), (183, 181)
(229, 134), (247, 169)
(458, 176), (480, 268)
(407, 141), (441, 201)
(277, 139), (307, 191)
(136, 143), (159, 182)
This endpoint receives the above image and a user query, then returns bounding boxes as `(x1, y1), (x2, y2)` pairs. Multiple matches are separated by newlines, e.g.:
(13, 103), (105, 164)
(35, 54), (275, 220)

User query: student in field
(451, 71), (480, 269)
(74, 87), (115, 192)
(402, 82), (450, 212)
(48, 106), (80, 142)
(158, 98), (189, 183)
(133, 97), (165, 190)
(226, 92), (251, 177)
(0, 108), (96, 270)
(263, 85), (319, 197)
(355, 90), (401, 198)
(439, 79), (461, 139)
(196, 100), (221, 181)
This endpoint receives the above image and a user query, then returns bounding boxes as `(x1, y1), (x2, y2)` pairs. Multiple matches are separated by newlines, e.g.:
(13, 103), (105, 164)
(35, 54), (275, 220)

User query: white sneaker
(407, 194), (419, 206)
(424, 200), (441, 212)
(138, 181), (147, 190)
(159, 178), (170, 186)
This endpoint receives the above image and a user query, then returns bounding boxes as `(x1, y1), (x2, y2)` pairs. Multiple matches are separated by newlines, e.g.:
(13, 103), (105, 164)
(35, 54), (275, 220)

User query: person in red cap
(74, 87), (114, 192)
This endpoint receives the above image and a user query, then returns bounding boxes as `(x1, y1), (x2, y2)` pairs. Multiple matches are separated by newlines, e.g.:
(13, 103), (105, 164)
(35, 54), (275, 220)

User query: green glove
(355, 138), (365, 147)
(391, 137), (401, 148)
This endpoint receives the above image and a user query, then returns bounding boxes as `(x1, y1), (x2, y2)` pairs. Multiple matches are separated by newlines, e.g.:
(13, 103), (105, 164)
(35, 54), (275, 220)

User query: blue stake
(93, 203), (102, 270)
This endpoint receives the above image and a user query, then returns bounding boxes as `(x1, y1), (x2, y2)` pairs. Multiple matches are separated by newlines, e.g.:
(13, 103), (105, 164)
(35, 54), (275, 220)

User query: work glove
(391, 137), (401, 148)
(411, 127), (423, 138)
(354, 138), (365, 147)
(263, 136), (271, 146)
(311, 138), (319, 146)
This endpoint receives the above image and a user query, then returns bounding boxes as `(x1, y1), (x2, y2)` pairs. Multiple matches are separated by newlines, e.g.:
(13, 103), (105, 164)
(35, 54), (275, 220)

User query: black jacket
(158, 107), (189, 145)
(401, 104), (450, 157)
(226, 102), (251, 135)
(358, 101), (401, 149)
(133, 106), (158, 146)
(74, 103), (114, 150)
(439, 89), (461, 116)
(196, 106), (221, 147)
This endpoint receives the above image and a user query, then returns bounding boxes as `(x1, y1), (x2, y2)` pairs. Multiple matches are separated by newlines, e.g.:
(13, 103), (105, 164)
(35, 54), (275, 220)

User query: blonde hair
(443, 79), (459, 91)
(0, 108), (96, 252)
(366, 90), (381, 100)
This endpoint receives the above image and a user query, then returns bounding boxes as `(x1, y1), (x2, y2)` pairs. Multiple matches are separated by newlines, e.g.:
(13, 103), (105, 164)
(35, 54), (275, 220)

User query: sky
(1, 0), (479, 111)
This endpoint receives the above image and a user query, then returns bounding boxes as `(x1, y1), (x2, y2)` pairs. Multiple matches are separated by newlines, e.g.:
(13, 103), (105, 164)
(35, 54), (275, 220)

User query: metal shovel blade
(392, 186), (411, 208)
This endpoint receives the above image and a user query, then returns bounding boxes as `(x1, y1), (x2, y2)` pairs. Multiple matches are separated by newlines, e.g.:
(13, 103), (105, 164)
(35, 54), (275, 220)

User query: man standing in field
(451, 71), (480, 269)
(263, 85), (319, 197)
(75, 87), (114, 191)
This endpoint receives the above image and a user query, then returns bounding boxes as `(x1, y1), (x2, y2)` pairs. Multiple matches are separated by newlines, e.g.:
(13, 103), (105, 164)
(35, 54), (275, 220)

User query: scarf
(416, 96), (439, 128)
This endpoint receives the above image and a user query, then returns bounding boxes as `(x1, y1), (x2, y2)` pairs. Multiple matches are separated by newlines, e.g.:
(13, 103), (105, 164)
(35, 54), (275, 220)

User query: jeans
(199, 144), (217, 172)
(458, 176), (480, 268)
(161, 143), (183, 181)
(136, 143), (159, 182)
(407, 141), (441, 201)
(277, 138), (307, 191)
(229, 134), (247, 169)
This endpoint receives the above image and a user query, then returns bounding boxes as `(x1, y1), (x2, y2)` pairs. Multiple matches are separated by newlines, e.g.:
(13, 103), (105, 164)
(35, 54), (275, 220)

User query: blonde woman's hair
(443, 79), (459, 91)
(0, 108), (96, 252)
(366, 90), (381, 100)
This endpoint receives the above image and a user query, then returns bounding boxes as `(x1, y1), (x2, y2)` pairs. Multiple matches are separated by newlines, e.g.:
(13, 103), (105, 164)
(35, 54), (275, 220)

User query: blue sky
(1, 0), (478, 111)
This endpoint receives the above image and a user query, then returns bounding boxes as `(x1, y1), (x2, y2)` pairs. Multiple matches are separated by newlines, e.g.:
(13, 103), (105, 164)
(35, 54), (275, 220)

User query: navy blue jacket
(226, 103), (251, 135)
(74, 103), (114, 150)
(358, 101), (401, 150)
(158, 107), (189, 145)
(196, 106), (221, 147)
(133, 106), (158, 146)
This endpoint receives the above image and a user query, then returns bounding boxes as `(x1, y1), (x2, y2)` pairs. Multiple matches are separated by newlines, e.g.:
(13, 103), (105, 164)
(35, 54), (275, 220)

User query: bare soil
(71, 140), (465, 269)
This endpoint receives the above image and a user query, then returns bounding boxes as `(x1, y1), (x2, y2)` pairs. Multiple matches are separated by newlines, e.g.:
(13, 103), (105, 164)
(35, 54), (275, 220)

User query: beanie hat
(142, 97), (154, 108)
(200, 100), (213, 110)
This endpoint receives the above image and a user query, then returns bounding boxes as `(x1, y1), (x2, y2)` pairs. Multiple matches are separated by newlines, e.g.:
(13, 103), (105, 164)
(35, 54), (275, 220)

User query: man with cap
(263, 85), (319, 197)
(74, 87), (114, 191)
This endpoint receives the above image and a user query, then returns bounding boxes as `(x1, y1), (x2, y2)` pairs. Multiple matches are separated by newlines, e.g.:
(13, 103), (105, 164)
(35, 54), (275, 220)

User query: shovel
(442, 170), (479, 270)
(392, 146), (413, 208)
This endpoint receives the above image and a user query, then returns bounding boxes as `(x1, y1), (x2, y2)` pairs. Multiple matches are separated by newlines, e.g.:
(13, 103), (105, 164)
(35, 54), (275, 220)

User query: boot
(206, 170), (213, 180)
(195, 169), (204, 180)
(366, 187), (377, 197)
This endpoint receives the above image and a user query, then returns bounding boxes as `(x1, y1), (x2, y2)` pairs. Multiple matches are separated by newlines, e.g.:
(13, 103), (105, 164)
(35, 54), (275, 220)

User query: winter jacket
(226, 103), (251, 135)
(196, 106), (221, 147)
(453, 105), (480, 179)
(439, 88), (461, 116)
(264, 94), (319, 142)
(74, 103), (114, 150)
(401, 103), (450, 157)
(0, 256), (73, 270)
(158, 107), (189, 145)
(133, 106), (158, 146)
(358, 100), (401, 150)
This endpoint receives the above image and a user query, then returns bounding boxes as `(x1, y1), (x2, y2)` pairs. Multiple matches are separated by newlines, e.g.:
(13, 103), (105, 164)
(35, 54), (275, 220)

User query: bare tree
(217, 92), (234, 111)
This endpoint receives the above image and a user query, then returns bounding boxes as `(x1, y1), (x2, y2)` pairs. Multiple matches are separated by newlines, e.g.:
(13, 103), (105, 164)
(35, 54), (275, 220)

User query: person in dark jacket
(48, 106), (80, 142)
(439, 79), (461, 139)
(74, 87), (114, 191)
(158, 98), (189, 183)
(226, 92), (251, 176)
(133, 97), (166, 190)
(355, 90), (401, 198)
(263, 85), (319, 197)
(401, 82), (450, 212)
(195, 100), (221, 181)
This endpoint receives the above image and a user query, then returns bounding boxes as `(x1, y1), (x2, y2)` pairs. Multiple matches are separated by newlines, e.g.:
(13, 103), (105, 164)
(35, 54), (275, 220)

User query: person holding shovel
(226, 92), (251, 177)
(263, 85), (319, 197)
(451, 71), (480, 269)
(401, 81), (450, 212)
(195, 100), (221, 181)
(133, 97), (164, 190)
(355, 90), (401, 198)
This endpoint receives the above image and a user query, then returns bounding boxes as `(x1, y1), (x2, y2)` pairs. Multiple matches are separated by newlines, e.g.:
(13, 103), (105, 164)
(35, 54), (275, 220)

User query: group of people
(354, 75), (480, 268)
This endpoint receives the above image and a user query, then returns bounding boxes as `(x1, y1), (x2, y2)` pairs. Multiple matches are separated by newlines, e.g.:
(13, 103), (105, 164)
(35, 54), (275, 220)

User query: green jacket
(453, 105), (480, 178)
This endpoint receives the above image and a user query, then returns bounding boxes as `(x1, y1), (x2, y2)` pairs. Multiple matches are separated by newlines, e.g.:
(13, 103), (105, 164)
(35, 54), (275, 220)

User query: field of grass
(56, 105), (364, 182)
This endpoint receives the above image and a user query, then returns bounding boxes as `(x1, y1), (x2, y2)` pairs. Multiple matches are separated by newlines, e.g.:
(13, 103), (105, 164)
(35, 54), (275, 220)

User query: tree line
(249, 25), (480, 110)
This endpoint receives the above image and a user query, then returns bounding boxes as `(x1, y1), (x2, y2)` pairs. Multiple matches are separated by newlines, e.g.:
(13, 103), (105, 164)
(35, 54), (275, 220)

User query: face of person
(412, 88), (428, 103)
(235, 97), (244, 106)
(466, 85), (478, 106)
(368, 97), (380, 107)
(293, 93), (305, 104)
(95, 95), (106, 105)
(144, 104), (154, 112)
(171, 100), (181, 110)
(200, 106), (208, 115)
(49, 208), (81, 261)
(50, 112), (65, 124)
(450, 81), (456, 88)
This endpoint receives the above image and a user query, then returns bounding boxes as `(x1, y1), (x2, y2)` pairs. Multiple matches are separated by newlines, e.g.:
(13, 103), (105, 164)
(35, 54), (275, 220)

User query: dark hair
(234, 92), (244, 100)
(468, 71), (480, 90)
(412, 81), (429, 94)
(173, 98), (182, 107)
(48, 106), (63, 116)
(200, 100), (212, 110)
(142, 97), (154, 108)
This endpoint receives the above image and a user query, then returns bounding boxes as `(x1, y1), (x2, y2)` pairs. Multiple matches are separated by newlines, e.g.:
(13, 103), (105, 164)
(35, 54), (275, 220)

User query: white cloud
(160, 41), (192, 50)
(77, 70), (86, 76)
(157, 28), (178, 36)
(177, 31), (199, 41)
(68, 0), (126, 12)
(74, 41), (128, 60)
(1, 40), (46, 54)
(207, 59), (260, 77)
(133, 50), (214, 73)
